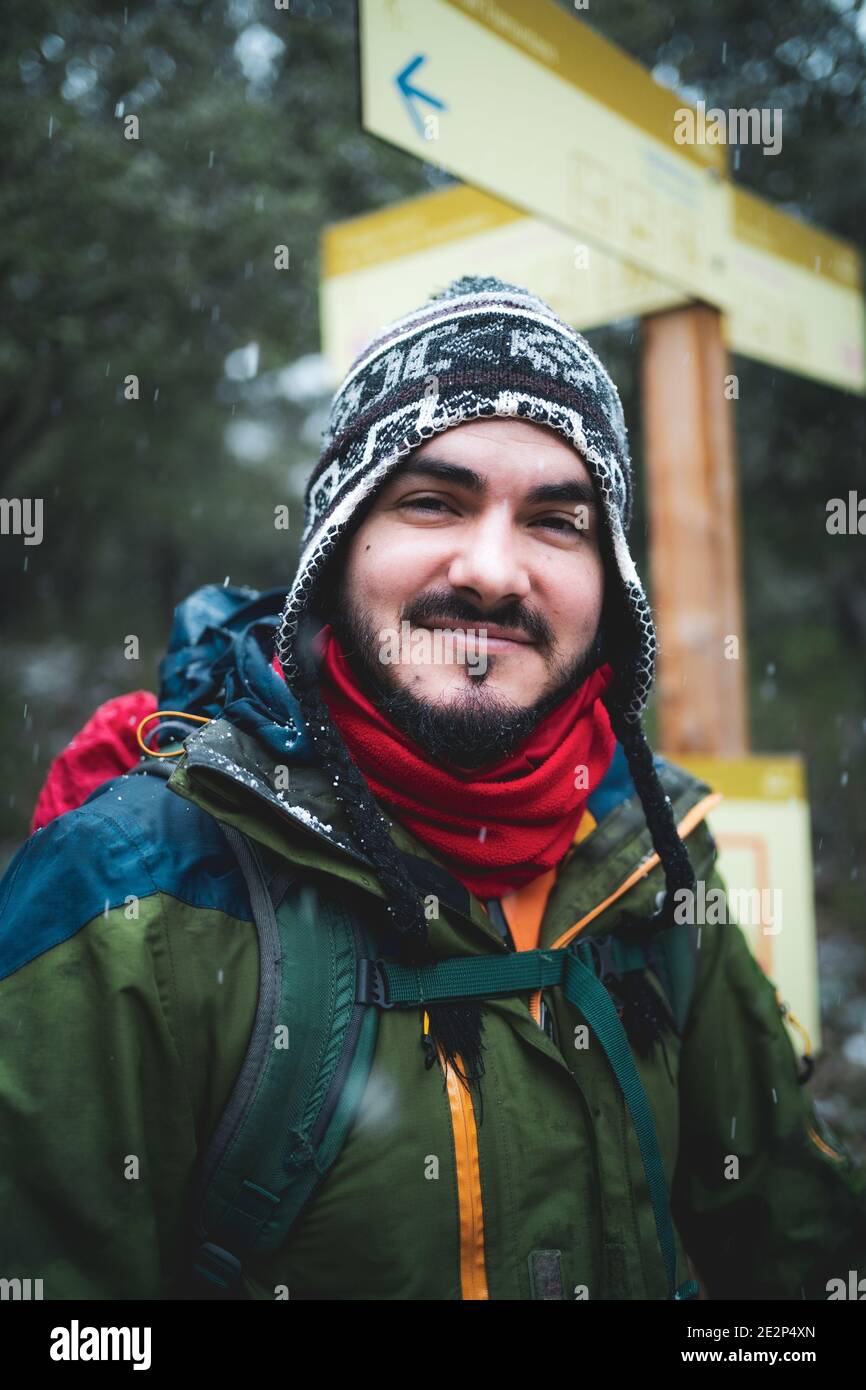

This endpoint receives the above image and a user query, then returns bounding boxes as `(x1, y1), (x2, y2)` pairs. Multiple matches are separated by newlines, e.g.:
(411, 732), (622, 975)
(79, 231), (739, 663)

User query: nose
(445, 502), (531, 611)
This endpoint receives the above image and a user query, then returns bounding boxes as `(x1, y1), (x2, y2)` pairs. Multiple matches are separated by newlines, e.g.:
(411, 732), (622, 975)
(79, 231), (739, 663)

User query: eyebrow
(392, 456), (598, 509)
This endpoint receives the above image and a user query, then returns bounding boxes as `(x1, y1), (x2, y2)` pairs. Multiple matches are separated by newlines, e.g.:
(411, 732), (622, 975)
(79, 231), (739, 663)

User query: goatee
(325, 593), (604, 771)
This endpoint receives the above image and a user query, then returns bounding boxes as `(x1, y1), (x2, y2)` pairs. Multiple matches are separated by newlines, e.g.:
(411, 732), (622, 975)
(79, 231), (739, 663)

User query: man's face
(326, 417), (606, 769)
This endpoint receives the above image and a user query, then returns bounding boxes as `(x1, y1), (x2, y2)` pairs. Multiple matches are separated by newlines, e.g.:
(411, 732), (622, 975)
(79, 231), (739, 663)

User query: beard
(323, 584), (605, 771)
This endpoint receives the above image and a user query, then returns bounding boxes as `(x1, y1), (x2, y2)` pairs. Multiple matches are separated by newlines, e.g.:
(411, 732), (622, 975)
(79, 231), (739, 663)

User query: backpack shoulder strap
(188, 828), (380, 1298)
(124, 756), (380, 1300)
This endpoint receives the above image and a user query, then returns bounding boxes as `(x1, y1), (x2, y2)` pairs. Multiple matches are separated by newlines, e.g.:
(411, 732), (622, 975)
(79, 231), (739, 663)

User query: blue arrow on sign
(395, 54), (446, 139)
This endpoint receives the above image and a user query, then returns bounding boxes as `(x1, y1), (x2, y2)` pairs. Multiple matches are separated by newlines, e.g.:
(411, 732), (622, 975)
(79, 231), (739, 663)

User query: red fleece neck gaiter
(272, 627), (615, 899)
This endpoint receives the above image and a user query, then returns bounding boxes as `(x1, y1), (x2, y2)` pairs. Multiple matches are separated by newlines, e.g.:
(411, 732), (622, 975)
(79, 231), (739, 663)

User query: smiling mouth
(418, 622), (534, 645)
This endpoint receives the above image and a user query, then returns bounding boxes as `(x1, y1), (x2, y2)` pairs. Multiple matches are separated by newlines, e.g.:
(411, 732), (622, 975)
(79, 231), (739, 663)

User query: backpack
(125, 754), (702, 1303)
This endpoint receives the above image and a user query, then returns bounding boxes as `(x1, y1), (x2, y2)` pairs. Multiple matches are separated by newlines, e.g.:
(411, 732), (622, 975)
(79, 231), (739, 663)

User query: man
(1, 275), (864, 1301)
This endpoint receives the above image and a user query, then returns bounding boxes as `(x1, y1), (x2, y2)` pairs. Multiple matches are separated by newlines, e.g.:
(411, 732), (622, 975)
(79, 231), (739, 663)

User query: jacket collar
(163, 588), (716, 956)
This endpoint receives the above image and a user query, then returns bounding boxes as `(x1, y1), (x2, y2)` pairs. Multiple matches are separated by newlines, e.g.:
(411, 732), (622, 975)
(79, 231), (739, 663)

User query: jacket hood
(29, 584), (310, 835)
(157, 582), (315, 766)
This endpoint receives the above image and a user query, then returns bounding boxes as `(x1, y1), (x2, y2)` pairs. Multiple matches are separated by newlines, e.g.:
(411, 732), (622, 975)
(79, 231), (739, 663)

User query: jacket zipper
(187, 747), (718, 1297)
(525, 792), (722, 1022)
(437, 1045), (489, 1300)
(807, 1124), (845, 1163)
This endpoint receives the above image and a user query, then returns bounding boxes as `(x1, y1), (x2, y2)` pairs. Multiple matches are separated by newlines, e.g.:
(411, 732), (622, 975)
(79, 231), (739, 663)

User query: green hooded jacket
(1, 585), (864, 1301)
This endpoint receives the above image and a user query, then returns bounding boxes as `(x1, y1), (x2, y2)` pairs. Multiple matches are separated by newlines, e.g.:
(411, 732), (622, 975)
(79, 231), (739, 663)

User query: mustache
(403, 593), (552, 647)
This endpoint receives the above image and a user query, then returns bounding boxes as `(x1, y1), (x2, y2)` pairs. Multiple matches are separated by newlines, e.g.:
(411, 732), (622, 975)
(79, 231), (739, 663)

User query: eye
(399, 496), (452, 514)
(535, 516), (578, 533)
(398, 500), (588, 534)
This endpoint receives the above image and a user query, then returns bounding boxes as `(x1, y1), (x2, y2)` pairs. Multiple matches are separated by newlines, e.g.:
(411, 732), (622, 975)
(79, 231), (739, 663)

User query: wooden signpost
(355, 0), (864, 756)
(340, 0), (866, 1042)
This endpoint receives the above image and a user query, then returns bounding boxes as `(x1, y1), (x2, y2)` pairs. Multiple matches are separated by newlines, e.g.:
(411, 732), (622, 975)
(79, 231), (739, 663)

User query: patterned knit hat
(275, 275), (654, 725)
(274, 275), (695, 1093)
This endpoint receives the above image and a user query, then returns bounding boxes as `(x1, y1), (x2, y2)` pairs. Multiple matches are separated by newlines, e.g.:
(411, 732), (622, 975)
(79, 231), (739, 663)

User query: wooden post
(640, 303), (749, 755)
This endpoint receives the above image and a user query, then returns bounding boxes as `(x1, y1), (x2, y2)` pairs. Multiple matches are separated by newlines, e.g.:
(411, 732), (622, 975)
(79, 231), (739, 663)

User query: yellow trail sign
(663, 754), (821, 1055)
(727, 187), (864, 392)
(358, 0), (865, 393)
(320, 184), (685, 379)
(324, 178), (864, 394)
(361, 0), (730, 306)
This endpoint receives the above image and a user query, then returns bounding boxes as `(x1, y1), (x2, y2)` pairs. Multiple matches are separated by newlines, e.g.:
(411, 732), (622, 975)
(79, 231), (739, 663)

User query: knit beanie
(274, 275), (696, 1094)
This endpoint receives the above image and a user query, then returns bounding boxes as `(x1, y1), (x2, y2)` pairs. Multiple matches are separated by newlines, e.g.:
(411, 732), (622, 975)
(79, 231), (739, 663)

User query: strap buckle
(356, 958), (395, 1010)
(586, 934), (622, 989)
(583, 936), (630, 1017)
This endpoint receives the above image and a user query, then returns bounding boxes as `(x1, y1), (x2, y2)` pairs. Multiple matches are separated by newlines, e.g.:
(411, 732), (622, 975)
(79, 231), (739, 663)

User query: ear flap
(595, 533), (644, 703)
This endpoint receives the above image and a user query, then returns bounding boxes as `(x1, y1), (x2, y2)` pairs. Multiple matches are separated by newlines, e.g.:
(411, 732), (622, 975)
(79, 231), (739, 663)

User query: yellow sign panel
(360, 0), (730, 307)
(727, 187), (865, 393)
(359, 0), (865, 394)
(667, 754), (820, 1055)
(322, 182), (865, 393)
(321, 185), (686, 380)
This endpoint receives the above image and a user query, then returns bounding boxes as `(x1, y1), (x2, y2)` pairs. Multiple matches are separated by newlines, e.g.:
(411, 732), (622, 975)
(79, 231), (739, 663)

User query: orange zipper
(436, 1041), (489, 1300)
(526, 793), (722, 1021)
(431, 793), (722, 1296)
(807, 1124), (845, 1163)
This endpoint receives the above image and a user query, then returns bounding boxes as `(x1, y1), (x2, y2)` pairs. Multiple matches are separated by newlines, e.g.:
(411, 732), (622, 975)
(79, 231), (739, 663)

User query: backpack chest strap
(360, 935), (697, 1303)
(359, 934), (664, 1012)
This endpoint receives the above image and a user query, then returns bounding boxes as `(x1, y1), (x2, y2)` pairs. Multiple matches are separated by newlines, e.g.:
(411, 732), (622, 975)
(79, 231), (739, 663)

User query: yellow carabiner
(136, 709), (212, 758)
